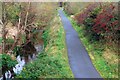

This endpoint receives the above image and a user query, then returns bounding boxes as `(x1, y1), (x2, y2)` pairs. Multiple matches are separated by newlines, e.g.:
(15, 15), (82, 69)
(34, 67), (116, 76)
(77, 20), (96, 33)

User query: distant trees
(64, 2), (92, 15)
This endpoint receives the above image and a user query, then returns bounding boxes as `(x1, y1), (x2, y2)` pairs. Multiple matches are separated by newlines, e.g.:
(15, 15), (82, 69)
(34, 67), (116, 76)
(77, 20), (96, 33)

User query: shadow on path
(58, 10), (103, 78)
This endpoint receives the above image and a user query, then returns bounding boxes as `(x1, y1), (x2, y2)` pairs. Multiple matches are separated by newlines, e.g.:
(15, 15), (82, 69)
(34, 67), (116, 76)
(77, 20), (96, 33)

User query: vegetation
(0, 37), (2, 44)
(1, 2), (119, 79)
(74, 3), (119, 51)
(64, 2), (118, 78)
(16, 15), (73, 79)
(1, 2), (71, 79)
(69, 18), (118, 78)
(1, 2), (57, 54)
(64, 2), (92, 15)
(0, 54), (17, 74)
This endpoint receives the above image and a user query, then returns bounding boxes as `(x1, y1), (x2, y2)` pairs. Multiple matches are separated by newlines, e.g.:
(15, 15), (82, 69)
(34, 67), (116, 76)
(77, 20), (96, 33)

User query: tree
(1, 3), (8, 53)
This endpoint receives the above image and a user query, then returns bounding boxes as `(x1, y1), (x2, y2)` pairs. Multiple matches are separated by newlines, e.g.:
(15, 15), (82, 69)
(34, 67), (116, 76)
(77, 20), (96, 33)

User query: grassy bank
(66, 13), (118, 78)
(16, 14), (73, 79)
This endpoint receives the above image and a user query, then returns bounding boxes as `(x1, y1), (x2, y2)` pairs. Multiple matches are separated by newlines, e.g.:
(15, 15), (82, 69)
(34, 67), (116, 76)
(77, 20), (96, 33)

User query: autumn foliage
(74, 3), (119, 48)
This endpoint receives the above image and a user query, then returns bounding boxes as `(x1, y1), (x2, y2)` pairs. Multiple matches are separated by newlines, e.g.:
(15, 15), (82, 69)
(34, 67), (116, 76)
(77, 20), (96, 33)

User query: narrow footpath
(58, 9), (102, 78)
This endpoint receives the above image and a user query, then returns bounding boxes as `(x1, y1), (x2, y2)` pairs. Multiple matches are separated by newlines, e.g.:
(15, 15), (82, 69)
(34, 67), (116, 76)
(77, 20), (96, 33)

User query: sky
(1, 0), (120, 2)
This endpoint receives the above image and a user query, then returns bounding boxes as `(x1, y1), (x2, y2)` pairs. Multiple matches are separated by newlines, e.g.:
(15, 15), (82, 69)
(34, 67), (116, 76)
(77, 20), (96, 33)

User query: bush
(74, 3), (100, 24)
(92, 3), (119, 40)
(69, 11), (118, 78)
(74, 3), (119, 46)
(0, 54), (17, 74)
(16, 53), (71, 79)
(83, 7), (102, 41)
(72, 3), (102, 41)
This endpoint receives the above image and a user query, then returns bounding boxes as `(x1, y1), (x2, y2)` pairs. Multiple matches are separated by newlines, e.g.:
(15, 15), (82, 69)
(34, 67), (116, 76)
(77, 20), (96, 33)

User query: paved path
(58, 10), (102, 78)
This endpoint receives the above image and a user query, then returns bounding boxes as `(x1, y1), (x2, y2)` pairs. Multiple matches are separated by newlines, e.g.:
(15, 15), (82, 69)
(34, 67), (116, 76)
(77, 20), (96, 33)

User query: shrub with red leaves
(75, 3), (119, 45)
(92, 3), (119, 44)
(75, 3), (100, 24)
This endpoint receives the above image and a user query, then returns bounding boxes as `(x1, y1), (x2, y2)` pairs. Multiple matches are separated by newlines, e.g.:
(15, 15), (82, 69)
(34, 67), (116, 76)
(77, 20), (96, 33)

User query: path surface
(58, 10), (102, 78)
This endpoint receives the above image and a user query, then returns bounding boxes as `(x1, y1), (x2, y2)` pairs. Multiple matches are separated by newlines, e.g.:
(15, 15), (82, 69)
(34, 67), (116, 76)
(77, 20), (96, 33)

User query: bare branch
(0, 19), (3, 25)
(24, 2), (31, 31)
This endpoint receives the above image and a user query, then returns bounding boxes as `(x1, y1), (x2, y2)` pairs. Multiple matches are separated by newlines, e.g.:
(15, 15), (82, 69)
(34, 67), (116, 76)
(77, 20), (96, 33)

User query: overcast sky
(1, 0), (120, 2)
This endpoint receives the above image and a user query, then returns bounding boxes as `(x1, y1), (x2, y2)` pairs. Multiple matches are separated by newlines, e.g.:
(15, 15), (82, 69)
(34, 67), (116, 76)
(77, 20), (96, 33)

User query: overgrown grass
(16, 15), (73, 79)
(67, 14), (118, 78)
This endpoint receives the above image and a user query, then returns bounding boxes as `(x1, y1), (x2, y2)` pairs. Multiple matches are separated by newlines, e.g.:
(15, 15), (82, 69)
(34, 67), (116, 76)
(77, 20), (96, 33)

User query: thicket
(74, 3), (119, 52)
(16, 16), (73, 79)
(0, 2), (58, 77)
(0, 54), (17, 74)
(1, 2), (57, 54)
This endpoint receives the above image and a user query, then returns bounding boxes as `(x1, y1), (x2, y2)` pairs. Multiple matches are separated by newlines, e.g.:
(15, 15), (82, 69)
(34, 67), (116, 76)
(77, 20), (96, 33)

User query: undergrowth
(16, 14), (73, 79)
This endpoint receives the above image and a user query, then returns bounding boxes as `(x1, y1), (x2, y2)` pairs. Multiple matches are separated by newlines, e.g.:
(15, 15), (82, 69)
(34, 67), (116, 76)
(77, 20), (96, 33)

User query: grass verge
(66, 13), (118, 78)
